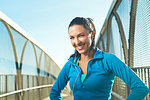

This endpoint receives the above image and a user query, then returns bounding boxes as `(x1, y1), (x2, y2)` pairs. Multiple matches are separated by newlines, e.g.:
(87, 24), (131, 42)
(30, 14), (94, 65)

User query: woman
(50, 17), (149, 100)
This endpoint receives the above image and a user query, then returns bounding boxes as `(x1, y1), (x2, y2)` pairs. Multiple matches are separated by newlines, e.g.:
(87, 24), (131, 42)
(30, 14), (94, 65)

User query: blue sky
(1, 0), (113, 68)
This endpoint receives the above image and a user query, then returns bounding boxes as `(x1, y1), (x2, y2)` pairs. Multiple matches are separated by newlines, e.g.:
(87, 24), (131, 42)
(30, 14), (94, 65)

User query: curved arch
(128, 0), (138, 68)
(96, 22), (107, 49)
(113, 11), (128, 65)
(38, 51), (43, 74)
(20, 41), (39, 76)
(102, 39), (106, 52)
(32, 44), (42, 99)
(17, 40), (34, 96)
(20, 39), (43, 75)
(20, 40), (29, 70)
(1, 20), (19, 69)
(32, 44), (40, 74)
(96, 13), (113, 52)
(0, 19), (22, 99)
(106, 14), (113, 52)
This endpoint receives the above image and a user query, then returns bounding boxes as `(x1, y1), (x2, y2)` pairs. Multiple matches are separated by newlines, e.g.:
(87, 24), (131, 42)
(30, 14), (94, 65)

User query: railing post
(16, 69), (23, 100)
(27, 75), (29, 100)
(38, 75), (41, 100)
(5, 75), (7, 100)
(32, 76), (34, 100)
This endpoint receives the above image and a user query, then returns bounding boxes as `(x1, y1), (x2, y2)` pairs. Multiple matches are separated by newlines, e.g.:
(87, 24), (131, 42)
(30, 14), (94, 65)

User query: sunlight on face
(68, 25), (92, 54)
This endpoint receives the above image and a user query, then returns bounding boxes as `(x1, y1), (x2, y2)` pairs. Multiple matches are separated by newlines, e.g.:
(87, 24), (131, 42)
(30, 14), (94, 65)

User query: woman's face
(68, 25), (92, 55)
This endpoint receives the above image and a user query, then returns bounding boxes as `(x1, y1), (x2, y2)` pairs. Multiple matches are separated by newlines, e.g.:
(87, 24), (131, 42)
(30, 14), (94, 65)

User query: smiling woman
(50, 17), (149, 100)
(68, 17), (96, 75)
(69, 25), (92, 55)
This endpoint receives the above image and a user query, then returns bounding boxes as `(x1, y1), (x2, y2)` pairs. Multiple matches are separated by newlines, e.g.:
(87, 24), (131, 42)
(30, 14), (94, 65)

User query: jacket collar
(68, 47), (104, 64)
(93, 47), (104, 60)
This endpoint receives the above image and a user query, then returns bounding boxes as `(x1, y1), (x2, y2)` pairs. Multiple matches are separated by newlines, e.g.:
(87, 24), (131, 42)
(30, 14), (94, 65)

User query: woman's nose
(74, 38), (80, 46)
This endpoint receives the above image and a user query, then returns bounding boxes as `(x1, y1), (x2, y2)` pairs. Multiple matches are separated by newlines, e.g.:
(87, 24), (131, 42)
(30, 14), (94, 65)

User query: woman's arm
(50, 62), (70, 100)
(106, 53), (149, 100)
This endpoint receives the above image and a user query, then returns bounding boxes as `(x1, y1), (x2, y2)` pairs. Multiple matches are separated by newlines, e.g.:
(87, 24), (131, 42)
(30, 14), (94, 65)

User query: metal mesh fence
(134, 0), (150, 67)
(96, 0), (150, 99)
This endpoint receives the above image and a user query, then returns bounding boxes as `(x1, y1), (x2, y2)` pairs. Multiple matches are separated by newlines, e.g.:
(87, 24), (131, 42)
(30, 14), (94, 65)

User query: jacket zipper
(73, 59), (93, 88)
(80, 60), (93, 88)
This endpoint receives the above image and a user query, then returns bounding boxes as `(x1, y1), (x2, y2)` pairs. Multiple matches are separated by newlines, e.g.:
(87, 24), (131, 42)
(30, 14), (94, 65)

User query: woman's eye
(79, 34), (84, 37)
(70, 37), (74, 39)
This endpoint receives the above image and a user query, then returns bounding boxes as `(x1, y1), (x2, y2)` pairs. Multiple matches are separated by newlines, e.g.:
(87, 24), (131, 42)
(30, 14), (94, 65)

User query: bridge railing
(0, 11), (70, 100)
(96, 0), (150, 99)
(0, 75), (69, 100)
(0, 75), (53, 100)
(112, 67), (150, 100)
(132, 67), (150, 100)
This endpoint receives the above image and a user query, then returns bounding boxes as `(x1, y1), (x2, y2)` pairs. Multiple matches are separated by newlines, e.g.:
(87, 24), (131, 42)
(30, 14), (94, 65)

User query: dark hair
(68, 17), (96, 58)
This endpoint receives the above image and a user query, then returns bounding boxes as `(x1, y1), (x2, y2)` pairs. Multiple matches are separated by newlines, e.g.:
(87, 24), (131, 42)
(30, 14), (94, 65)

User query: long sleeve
(106, 53), (149, 100)
(50, 62), (70, 100)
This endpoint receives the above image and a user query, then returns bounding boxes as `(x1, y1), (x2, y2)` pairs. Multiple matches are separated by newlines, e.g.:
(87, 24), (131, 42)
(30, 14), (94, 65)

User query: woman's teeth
(77, 45), (84, 49)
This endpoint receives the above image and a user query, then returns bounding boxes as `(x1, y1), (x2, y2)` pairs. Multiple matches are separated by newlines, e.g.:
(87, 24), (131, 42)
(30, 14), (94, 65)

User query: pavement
(63, 95), (73, 100)
(43, 95), (73, 100)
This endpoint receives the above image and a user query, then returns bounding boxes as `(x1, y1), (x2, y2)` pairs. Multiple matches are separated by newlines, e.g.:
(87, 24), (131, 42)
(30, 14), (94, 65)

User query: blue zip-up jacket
(50, 48), (149, 100)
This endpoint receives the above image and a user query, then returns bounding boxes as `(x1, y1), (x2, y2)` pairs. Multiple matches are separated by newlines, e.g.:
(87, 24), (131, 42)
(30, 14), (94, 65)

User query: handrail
(0, 84), (126, 100)
(0, 84), (53, 98)
(112, 91), (126, 100)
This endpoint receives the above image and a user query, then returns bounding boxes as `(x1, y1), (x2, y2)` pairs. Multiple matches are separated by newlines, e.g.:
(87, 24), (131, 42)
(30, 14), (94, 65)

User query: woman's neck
(80, 49), (95, 60)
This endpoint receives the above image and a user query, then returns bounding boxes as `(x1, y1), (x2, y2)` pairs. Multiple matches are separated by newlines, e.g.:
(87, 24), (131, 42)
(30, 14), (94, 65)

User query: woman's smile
(68, 25), (92, 54)
(77, 45), (84, 50)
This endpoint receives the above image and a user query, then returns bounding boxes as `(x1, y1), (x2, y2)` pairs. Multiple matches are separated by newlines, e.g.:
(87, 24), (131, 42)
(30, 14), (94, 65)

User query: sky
(0, 0), (113, 69)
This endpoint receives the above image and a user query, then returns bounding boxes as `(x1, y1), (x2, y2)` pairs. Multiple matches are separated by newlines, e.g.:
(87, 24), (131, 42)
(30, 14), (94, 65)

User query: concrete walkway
(63, 95), (73, 100)
(43, 95), (73, 100)
(43, 97), (50, 100)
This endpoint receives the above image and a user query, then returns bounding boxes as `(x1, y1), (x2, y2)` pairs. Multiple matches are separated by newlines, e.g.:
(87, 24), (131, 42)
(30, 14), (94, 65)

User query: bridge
(0, 0), (150, 100)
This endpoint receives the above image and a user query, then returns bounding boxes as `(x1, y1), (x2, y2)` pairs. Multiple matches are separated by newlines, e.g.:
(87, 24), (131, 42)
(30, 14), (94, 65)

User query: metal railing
(0, 84), (53, 98)
(0, 75), (69, 100)
(112, 67), (150, 100)
(0, 11), (70, 100)
(96, 0), (150, 99)
(0, 75), (53, 100)
(132, 67), (150, 100)
(111, 91), (125, 100)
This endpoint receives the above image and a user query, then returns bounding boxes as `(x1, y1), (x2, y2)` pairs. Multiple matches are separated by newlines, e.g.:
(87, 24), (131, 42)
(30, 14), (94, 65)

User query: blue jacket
(50, 48), (149, 100)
